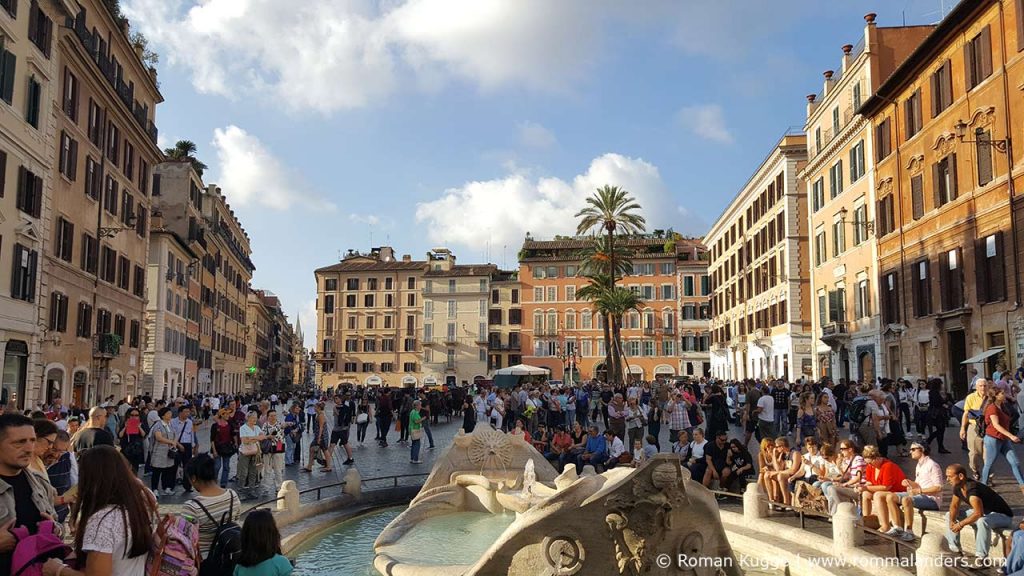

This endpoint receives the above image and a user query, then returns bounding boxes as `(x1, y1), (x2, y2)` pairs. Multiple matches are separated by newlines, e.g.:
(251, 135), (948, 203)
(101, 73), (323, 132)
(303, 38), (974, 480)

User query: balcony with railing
(821, 322), (849, 346)
(311, 351), (336, 362)
(92, 334), (121, 359)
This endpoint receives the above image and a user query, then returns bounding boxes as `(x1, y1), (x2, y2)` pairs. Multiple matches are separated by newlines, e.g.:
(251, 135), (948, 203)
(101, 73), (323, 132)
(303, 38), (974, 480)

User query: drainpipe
(997, 1), (1022, 309)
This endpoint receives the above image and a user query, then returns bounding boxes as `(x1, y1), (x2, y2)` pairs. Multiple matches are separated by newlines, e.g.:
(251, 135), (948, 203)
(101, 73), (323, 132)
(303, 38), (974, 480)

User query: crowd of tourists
(7, 363), (1024, 573)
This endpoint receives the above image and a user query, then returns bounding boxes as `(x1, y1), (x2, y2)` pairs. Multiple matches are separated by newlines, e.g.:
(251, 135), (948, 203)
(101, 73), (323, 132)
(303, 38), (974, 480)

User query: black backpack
(191, 493), (242, 576)
(847, 396), (869, 426)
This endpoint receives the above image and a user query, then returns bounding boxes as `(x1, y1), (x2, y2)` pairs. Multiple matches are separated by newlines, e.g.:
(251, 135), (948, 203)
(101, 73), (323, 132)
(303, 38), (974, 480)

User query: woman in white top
(238, 411), (266, 497)
(43, 445), (156, 576)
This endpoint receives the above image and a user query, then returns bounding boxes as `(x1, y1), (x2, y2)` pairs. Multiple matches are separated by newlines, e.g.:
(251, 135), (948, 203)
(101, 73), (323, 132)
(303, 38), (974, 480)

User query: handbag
(166, 422), (186, 461)
(356, 413), (369, 425)
(411, 428), (423, 441)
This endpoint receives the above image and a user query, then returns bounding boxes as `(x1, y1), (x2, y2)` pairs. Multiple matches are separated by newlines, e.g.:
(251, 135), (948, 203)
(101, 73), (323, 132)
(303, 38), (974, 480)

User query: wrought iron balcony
(311, 351), (336, 362)
(92, 334), (121, 359)
(821, 322), (849, 345)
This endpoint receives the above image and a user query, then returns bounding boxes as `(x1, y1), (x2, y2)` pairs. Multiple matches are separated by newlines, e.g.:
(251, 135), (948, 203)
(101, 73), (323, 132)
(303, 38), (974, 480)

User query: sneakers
(162, 488), (175, 496)
(883, 527), (904, 539)
(410, 459), (423, 464)
(898, 529), (915, 542)
(342, 458), (355, 465)
(427, 446), (435, 451)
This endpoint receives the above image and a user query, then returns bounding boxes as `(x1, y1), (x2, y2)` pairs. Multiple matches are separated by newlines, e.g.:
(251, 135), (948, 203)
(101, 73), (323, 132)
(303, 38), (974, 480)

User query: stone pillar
(915, 533), (952, 576)
(743, 482), (767, 520)
(343, 468), (362, 500)
(278, 480), (299, 514)
(833, 502), (863, 552)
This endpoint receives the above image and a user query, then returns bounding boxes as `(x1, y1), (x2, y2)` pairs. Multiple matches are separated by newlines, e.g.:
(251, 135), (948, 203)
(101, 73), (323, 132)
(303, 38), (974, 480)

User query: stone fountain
(374, 426), (741, 576)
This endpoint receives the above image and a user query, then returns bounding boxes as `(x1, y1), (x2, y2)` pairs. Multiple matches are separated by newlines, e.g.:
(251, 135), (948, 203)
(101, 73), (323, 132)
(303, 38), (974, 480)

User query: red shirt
(984, 403), (1009, 440)
(866, 458), (906, 492)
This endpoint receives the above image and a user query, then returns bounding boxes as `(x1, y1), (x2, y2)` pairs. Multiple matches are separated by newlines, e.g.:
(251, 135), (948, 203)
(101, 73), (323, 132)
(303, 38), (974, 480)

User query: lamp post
(953, 119), (1019, 306)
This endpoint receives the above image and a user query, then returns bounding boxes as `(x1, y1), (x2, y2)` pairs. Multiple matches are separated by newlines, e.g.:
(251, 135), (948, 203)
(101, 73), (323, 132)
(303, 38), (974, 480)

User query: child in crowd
(233, 509), (294, 576)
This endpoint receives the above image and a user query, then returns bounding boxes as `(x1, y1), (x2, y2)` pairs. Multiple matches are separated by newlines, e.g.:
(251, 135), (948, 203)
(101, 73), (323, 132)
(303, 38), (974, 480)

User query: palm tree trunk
(611, 315), (623, 386)
(602, 312), (613, 384)
(607, 226), (618, 385)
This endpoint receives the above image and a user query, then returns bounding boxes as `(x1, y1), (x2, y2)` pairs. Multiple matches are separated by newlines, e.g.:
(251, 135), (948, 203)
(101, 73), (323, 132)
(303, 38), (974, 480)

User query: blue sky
(121, 0), (952, 350)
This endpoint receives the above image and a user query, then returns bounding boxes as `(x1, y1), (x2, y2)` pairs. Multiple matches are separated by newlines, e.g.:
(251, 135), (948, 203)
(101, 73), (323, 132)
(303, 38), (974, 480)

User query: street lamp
(99, 214), (137, 238)
(954, 120), (1009, 153)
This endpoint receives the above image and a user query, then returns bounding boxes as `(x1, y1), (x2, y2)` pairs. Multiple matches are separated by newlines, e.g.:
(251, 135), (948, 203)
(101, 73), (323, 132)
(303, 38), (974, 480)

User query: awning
(961, 348), (1005, 365)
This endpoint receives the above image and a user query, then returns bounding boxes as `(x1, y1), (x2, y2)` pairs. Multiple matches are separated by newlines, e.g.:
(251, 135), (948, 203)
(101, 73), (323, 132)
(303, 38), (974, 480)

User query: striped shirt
(183, 489), (242, 558)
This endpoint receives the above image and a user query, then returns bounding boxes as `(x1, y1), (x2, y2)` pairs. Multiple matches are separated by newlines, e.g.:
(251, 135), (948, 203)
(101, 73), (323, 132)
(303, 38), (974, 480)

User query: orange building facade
(520, 236), (709, 383)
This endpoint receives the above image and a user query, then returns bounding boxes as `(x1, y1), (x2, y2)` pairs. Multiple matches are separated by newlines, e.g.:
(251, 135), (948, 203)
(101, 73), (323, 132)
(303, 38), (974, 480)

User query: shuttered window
(933, 154), (958, 208)
(939, 248), (964, 311)
(0, 42), (15, 104)
(875, 118), (892, 161)
(976, 232), (1006, 304)
(881, 272), (900, 324)
(904, 89), (923, 139)
(930, 60), (953, 118)
(10, 243), (38, 302)
(976, 129), (994, 186)
(965, 26), (993, 90)
(16, 167), (42, 218)
(48, 292), (68, 332)
(912, 260), (931, 317)
(911, 175), (924, 220)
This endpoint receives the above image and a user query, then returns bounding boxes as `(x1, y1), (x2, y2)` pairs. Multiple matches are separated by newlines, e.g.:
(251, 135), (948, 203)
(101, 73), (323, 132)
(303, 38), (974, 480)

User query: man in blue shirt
(575, 425), (607, 474)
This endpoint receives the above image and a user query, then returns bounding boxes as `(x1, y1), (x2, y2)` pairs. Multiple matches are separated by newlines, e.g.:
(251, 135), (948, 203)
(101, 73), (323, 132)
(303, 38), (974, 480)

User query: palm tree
(575, 185), (645, 383)
(577, 274), (616, 385)
(164, 140), (208, 177)
(577, 234), (633, 280)
(579, 283), (644, 385)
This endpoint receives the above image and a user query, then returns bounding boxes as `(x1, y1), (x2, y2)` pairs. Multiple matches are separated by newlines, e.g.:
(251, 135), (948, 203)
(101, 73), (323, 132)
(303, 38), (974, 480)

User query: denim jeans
(981, 435), (1024, 486)
(215, 454), (233, 487)
(411, 438), (422, 462)
(422, 423), (435, 448)
(945, 509), (1014, 557)
(284, 435), (296, 466)
(773, 409), (787, 436)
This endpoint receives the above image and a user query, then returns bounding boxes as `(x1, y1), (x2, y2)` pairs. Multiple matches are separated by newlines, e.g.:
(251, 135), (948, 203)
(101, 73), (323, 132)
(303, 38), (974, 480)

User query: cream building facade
(708, 133), (813, 381)
(0, 0), (75, 409)
(802, 15), (933, 383)
(37, 0), (162, 407)
(486, 270), (523, 373)
(142, 226), (195, 399)
(314, 246), (425, 389)
(422, 249), (494, 387)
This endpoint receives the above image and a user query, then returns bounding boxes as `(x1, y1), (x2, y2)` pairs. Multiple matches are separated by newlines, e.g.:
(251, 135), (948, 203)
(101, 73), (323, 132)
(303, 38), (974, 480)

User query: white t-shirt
(866, 400), (890, 435)
(690, 439), (708, 460)
(756, 394), (774, 422)
(209, 396), (221, 411)
(82, 506), (148, 575)
(607, 436), (626, 458)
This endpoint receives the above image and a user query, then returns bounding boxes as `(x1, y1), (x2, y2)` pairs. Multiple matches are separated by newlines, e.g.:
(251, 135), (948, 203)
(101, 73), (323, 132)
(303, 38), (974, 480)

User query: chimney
(150, 210), (164, 231)
(402, 254), (412, 262)
(806, 94), (818, 117)
(864, 13), (877, 25)
(378, 246), (395, 262)
(822, 70), (835, 97)
(841, 44), (854, 72)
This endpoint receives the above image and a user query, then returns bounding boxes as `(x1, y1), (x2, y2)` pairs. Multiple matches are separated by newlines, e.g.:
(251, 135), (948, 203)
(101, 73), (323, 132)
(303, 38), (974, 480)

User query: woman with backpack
(42, 445), (156, 576)
(182, 454), (242, 570)
(118, 407), (145, 476)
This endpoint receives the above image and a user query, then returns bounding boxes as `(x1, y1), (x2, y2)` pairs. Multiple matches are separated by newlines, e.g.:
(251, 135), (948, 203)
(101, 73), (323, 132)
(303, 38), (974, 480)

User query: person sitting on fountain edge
(575, 425), (607, 474)
(545, 425), (573, 472)
(603, 429), (627, 470)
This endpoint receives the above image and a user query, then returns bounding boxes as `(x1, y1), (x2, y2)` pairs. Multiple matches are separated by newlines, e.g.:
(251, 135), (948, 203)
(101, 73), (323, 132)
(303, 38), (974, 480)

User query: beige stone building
(422, 249), (495, 387)
(246, 291), (271, 391)
(0, 0), (74, 408)
(677, 242), (712, 378)
(708, 133), (813, 381)
(246, 289), (295, 390)
(142, 225), (196, 399)
(486, 270), (523, 373)
(313, 246), (425, 389)
(202, 186), (253, 394)
(801, 15), (933, 383)
(36, 0), (162, 407)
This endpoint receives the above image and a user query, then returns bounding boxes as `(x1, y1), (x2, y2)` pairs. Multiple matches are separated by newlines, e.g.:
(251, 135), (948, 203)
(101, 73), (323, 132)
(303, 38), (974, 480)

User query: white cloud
(676, 104), (733, 144)
(348, 213), (381, 226)
(517, 121), (556, 150)
(210, 125), (335, 211)
(123, 0), (615, 114)
(415, 153), (700, 250)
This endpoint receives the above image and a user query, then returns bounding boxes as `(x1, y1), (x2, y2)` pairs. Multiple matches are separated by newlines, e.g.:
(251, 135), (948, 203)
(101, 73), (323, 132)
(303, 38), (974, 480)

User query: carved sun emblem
(543, 535), (585, 575)
(468, 427), (513, 467)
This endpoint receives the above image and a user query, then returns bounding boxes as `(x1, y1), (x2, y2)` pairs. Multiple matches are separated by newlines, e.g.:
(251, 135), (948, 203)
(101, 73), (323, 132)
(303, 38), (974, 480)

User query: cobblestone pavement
(158, 415), (464, 511)
(157, 414), (1024, 514)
